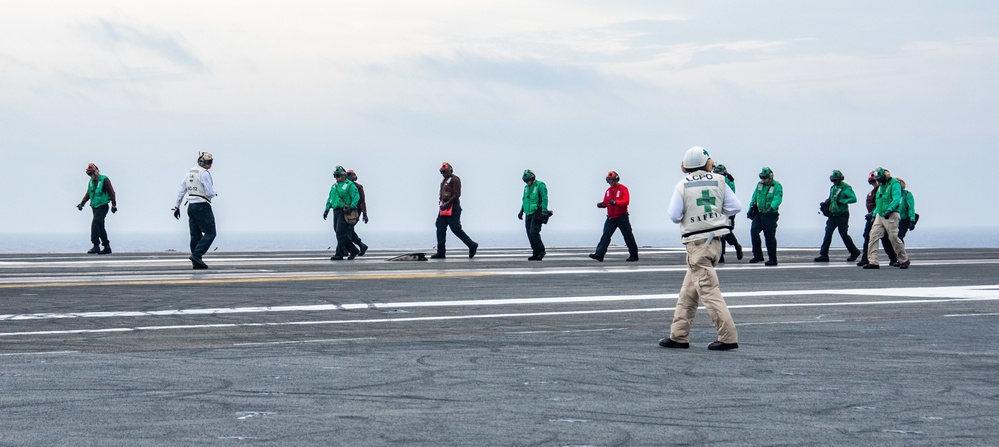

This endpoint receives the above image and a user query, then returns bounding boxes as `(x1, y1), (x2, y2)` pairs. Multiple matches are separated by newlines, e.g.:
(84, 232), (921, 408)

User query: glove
(608, 199), (616, 206)
(172, 207), (181, 220)
(864, 213), (873, 220)
(77, 204), (84, 211)
(597, 202), (606, 208)
(362, 214), (369, 224)
(440, 202), (449, 211)
(343, 206), (353, 213)
(518, 210), (524, 220)
(111, 206), (117, 214)
(908, 221), (916, 231)
(323, 209), (329, 220)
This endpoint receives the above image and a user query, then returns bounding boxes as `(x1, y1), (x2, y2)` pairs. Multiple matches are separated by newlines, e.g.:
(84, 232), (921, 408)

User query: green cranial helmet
(713, 163), (727, 174)
(830, 170), (844, 181)
(875, 167), (887, 181)
(759, 167), (773, 179)
(334, 165), (347, 177)
(522, 169), (535, 181)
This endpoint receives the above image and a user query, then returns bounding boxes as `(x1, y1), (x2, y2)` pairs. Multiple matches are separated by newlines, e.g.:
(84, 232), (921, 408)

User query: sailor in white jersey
(660, 146), (743, 351)
(173, 152), (217, 270)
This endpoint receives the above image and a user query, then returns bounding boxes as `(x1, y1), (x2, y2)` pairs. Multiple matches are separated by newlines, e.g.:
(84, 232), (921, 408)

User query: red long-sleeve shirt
(866, 185), (878, 213)
(602, 183), (631, 218)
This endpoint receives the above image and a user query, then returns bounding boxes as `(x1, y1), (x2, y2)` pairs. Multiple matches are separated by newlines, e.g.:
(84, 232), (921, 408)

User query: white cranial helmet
(682, 146), (710, 169)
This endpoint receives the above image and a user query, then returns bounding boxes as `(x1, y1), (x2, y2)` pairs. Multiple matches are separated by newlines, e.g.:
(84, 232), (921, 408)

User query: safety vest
(186, 167), (211, 202)
(87, 175), (111, 208)
(676, 171), (731, 243)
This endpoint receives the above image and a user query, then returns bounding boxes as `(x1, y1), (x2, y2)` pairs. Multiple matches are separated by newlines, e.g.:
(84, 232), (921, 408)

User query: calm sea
(2, 227), (998, 254)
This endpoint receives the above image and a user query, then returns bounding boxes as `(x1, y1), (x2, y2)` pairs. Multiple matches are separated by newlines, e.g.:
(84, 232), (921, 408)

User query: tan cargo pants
(867, 212), (909, 266)
(669, 237), (738, 344)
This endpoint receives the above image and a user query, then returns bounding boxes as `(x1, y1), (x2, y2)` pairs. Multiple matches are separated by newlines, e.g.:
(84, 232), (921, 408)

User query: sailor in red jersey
(589, 171), (639, 262)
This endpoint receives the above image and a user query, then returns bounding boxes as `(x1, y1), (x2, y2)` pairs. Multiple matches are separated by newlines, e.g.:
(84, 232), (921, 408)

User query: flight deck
(1, 247), (997, 445)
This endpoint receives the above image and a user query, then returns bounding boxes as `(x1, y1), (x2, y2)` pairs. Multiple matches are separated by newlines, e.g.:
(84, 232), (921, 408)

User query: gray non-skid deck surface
(1, 247), (997, 446)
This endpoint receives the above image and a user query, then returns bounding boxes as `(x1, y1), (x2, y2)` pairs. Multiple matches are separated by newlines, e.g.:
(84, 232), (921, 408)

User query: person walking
(324, 166), (360, 260)
(814, 170), (862, 262)
(346, 169), (369, 256)
(864, 168), (910, 269)
(897, 178), (916, 242)
(749, 167), (782, 266)
(518, 169), (549, 261)
(857, 171), (897, 267)
(172, 152), (217, 270)
(712, 163), (743, 263)
(432, 162), (479, 259)
(76, 163), (117, 255)
(659, 146), (742, 351)
(589, 170), (639, 262)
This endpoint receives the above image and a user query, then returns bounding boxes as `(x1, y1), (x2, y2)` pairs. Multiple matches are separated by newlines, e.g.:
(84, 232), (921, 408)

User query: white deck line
(1, 284), (997, 322)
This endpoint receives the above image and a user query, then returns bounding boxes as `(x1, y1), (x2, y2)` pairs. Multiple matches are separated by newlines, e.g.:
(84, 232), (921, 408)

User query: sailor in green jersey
(518, 169), (549, 261)
(749, 167), (782, 265)
(712, 163), (743, 263)
(324, 165), (360, 260)
(76, 163), (117, 254)
(896, 178), (917, 242)
(863, 168), (910, 269)
(814, 170), (861, 262)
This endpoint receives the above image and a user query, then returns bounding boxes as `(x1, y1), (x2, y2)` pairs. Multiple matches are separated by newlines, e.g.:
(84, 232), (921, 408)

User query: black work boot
(847, 250), (860, 262)
(708, 341), (739, 351)
(87, 244), (100, 254)
(659, 338), (690, 349)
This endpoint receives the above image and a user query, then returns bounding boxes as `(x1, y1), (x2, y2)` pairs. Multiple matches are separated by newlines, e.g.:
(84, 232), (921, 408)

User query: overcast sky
(2, 1), (997, 243)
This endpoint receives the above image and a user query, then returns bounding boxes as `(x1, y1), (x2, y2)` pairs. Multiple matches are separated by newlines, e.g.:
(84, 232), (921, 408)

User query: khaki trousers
(867, 212), (908, 266)
(669, 238), (738, 344)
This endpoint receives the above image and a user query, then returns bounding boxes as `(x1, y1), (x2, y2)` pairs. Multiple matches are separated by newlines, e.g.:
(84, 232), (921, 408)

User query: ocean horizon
(3, 226), (998, 254)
